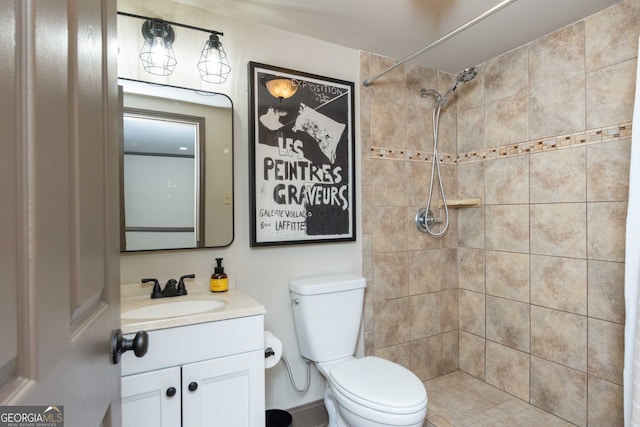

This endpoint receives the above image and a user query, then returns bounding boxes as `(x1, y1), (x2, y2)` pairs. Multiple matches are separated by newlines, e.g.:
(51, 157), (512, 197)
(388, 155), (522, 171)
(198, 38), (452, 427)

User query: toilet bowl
(318, 356), (427, 427)
(289, 274), (428, 427)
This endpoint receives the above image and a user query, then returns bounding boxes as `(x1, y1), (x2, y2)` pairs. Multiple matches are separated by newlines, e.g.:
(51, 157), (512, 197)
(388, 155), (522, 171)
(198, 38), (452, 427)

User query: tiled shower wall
(360, 0), (639, 425)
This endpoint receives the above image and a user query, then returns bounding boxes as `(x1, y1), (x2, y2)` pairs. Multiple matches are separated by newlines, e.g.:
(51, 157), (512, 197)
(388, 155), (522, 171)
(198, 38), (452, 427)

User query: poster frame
(248, 62), (356, 247)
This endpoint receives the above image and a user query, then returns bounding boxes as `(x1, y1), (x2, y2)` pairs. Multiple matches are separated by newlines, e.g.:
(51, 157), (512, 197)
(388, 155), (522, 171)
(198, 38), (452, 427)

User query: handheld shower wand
(416, 67), (477, 236)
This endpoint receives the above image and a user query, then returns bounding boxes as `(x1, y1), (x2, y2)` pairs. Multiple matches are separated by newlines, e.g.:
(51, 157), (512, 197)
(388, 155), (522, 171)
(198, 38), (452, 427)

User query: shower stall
(360, 1), (633, 423)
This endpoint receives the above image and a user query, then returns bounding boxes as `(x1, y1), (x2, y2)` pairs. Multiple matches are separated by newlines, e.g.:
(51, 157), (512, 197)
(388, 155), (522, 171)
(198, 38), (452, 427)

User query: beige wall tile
(364, 329), (374, 356)
(410, 292), (442, 340)
(407, 103), (434, 153)
(485, 156), (529, 205)
(588, 318), (624, 385)
(531, 305), (587, 371)
(371, 158), (408, 207)
(363, 280), (373, 332)
(374, 342), (411, 370)
(372, 206), (406, 253)
(585, 0), (640, 71)
(486, 250), (529, 303)
(459, 289), (485, 337)
(529, 23), (586, 139)
(458, 207), (485, 249)
(531, 357), (587, 426)
(587, 201), (627, 262)
(587, 139), (631, 202)
(530, 203), (586, 258)
(441, 289), (459, 332)
(407, 161), (430, 206)
(586, 59), (637, 129)
(458, 161), (484, 200)
(485, 91), (529, 148)
(458, 247), (485, 292)
(408, 248), (457, 295)
(531, 255), (587, 314)
(411, 335), (443, 381)
(588, 260), (625, 323)
(484, 46), (529, 103)
(485, 341), (530, 401)
(486, 296), (530, 352)
(459, 331), (486, 380)
(373, 297), (410, 347)
(368, 54), (406, 104)
(588, 376), (623, 427)
(485, 205), (529, 253)
(530, 146), (586, 203)
(442, 331), (459, 374)
(457, 106), (484, 154)
(362, 233), (372, 282)
(370, 99), (407, 149)
(361, 184), (372, 235)
(372, 251), (408, 301)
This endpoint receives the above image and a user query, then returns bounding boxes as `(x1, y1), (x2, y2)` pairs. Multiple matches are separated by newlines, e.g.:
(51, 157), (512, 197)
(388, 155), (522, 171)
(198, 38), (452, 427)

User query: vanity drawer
(121, 314), (264, 376)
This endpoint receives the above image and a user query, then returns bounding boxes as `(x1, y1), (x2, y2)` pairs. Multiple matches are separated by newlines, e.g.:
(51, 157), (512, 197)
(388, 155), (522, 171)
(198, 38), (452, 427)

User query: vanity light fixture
(139, 19), (177, 76)
(262, 76), (298, 100)
(119, 11), (230, 83)
(197, 33), (231, 84)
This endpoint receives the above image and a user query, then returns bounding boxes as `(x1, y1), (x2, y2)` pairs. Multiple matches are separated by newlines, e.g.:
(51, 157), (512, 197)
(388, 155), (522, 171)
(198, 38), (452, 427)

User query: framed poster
(248, 62), (356, 247)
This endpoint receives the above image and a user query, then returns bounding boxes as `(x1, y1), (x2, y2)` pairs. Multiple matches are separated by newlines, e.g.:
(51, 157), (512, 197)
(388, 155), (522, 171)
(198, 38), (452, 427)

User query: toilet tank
(290, 274), (366, 363)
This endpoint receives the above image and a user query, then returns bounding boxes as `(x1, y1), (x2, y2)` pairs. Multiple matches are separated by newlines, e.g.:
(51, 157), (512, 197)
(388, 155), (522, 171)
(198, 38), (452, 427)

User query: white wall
(118, 0), (362, 410)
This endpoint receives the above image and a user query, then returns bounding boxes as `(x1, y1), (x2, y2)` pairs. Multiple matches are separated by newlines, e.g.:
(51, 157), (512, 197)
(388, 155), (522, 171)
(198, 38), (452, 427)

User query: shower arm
(361, 0), (517, 87)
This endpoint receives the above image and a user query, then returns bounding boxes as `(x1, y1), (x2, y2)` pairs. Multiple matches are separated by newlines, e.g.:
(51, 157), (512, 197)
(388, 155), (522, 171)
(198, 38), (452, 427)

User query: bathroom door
(0, 0), (121, 425)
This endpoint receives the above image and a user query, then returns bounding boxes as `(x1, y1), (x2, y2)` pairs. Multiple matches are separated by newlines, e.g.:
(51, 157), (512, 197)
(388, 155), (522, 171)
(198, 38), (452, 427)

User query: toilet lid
(328, 357), (427, 413)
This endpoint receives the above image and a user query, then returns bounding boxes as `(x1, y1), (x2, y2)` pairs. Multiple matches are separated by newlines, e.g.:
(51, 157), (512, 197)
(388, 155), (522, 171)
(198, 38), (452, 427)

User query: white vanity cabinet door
(122, 366), (181, 427)
(182, 350), (265, 427)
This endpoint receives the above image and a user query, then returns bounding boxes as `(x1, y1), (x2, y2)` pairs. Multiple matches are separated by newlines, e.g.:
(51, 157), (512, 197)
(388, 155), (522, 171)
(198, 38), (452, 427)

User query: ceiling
(170, 0), (622, 74)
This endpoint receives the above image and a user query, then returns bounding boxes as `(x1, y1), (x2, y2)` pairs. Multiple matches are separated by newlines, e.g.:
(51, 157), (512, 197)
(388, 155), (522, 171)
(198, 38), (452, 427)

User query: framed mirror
(119, 78), (233, 251)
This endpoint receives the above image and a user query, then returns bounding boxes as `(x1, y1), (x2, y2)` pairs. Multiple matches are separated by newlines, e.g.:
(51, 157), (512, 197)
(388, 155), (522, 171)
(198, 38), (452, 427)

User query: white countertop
(120, 279), (266, 334)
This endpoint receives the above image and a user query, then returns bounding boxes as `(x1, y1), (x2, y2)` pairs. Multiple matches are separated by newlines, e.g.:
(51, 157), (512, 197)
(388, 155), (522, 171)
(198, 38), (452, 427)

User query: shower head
(457, 67), (478, 83)
(439, 67), (478, 107)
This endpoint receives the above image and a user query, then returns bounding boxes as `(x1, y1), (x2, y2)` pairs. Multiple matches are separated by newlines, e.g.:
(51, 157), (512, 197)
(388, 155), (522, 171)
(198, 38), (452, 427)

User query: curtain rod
(117, 11), (224, 36)
(362, 0), (517, 86)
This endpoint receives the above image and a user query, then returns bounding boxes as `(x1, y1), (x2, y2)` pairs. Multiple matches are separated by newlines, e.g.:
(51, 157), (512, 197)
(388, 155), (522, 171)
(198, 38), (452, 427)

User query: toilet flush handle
(292, 297), (300, 305)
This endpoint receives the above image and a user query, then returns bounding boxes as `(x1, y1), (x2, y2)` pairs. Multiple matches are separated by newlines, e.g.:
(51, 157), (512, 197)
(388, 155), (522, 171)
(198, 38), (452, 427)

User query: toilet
(290, 274), (427, 427)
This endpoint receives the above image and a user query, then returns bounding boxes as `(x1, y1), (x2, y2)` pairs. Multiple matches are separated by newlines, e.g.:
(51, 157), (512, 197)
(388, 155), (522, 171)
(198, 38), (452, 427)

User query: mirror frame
(118, 78), (234, 252)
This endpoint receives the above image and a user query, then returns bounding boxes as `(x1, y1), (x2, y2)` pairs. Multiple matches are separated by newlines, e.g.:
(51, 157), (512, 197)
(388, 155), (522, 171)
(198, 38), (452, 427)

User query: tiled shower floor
(424, 371), (575, 427)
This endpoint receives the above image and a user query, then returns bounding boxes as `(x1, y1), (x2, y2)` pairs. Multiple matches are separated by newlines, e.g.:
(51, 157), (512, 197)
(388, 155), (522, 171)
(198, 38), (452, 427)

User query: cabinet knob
(188, 382), (198, 392)
(166, 387), (177, 397)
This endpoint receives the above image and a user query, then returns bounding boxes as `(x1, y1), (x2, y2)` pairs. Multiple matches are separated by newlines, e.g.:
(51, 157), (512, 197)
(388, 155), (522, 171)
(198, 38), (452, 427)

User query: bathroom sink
(122, 300), (226, 320)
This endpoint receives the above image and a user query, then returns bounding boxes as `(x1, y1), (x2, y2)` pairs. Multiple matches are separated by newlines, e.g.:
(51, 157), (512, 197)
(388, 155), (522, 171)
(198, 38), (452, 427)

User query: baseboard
(288, 399), (328, 427)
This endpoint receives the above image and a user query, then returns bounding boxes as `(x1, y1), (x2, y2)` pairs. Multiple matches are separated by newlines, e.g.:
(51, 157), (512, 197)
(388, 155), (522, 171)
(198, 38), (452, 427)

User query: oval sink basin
(122, 300), (226, 320)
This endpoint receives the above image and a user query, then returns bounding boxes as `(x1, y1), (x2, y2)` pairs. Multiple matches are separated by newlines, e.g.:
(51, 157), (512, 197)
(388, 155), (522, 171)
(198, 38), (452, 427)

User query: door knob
(111, 329), (149, 364)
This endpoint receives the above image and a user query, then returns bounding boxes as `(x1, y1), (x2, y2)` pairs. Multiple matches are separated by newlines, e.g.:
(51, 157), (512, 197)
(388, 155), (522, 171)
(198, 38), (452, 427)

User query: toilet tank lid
(290, 274), (365, 295)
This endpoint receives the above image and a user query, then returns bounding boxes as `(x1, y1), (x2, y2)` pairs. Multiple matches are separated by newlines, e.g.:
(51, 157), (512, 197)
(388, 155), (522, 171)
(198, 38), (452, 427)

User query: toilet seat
(327, 356), (427, 415)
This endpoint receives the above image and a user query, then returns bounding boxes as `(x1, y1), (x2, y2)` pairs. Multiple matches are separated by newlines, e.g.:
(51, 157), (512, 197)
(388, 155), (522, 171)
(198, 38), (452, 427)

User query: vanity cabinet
(121, 314), (265, 427)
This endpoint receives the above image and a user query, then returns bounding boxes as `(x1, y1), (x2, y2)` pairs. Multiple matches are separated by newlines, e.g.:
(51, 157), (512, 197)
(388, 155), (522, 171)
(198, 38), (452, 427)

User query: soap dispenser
(210, 258), (228, 292)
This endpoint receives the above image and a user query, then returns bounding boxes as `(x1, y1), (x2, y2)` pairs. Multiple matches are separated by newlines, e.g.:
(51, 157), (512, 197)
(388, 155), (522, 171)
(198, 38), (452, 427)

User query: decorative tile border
(370, 122), (632, 164)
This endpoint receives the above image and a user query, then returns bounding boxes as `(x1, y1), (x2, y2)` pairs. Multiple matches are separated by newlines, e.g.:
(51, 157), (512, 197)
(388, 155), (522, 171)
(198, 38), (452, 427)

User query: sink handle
(142, 278), (162, 299)
(111, 329), (149, 364)
(177, 274), (195, 296)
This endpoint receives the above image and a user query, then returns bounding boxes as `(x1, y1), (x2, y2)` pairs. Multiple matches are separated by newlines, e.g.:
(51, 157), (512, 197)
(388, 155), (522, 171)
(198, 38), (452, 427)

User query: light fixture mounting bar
(117, 11), (223, 36)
